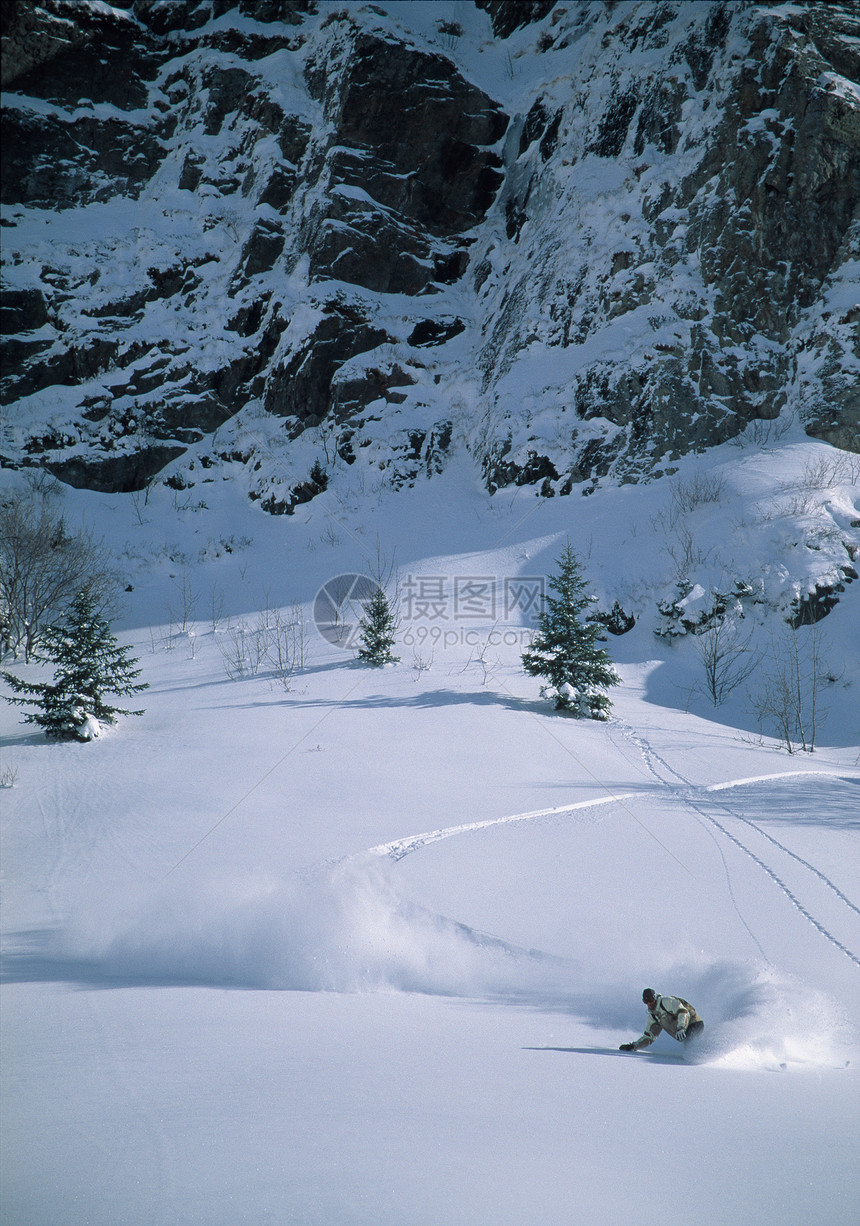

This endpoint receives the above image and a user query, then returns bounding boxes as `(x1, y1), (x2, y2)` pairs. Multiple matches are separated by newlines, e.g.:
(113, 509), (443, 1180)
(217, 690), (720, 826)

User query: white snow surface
(2, 432), (859, 1225)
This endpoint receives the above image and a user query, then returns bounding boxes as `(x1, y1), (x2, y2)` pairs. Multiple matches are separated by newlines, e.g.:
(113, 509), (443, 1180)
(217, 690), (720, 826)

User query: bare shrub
(664, 526), (714, 576)
(411, 648), (434, 681)
(751, 619), (830, 753)
(463, 628), (501, 686)
(692, 614), (759, 706)
(758, 450), (860, 523)
(0, 489), (119, 661)
(731, 413), (795, 448)
(651, 470), (726, 549)
(167, 569), (199, 634)
(209, 585), (225, 633)
(266, 604), (307, 690)
(669, 471), (726, 517)
(217, 604), (307, 687)
(218, 622), (268, 680)
(796, 452), (860, 491)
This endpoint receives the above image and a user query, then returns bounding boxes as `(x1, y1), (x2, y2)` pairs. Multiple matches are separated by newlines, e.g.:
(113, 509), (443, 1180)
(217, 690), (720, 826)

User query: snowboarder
(619, 988), (704, 1051)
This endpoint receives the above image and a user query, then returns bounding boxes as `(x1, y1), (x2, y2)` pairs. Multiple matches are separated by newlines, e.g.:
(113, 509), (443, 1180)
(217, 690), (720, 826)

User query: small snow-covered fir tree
(356, 585), (400, 666)
(521, 543), (619, 718)
(1, 591), (147, 740)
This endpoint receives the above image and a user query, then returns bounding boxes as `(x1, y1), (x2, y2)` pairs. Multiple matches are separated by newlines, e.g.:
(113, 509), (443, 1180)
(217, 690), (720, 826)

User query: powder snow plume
(5, 866), (855, 1072)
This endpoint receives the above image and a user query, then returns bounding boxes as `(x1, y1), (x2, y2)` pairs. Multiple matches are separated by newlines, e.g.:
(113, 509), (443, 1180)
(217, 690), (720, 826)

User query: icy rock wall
(474, 0), (860, 492)
(0, 0), (857, 499)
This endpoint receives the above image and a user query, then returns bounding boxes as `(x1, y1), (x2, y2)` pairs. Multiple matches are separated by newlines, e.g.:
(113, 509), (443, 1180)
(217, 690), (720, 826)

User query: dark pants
(684, 1020), (705, 1040)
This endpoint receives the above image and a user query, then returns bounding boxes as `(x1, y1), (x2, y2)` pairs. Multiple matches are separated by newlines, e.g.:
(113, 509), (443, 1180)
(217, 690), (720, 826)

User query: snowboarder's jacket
(631, 995), (703, 1050)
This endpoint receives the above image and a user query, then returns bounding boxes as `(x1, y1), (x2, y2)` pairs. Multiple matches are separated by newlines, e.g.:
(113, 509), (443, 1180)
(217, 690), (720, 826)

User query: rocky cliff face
(1, 0), (858, 502)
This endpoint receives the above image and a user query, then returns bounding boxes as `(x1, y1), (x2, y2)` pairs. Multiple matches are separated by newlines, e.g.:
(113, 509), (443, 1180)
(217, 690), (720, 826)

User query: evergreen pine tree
(356, 586), (399, 666)
(521, 543), (619, 718)
(1, 591), (148, 740)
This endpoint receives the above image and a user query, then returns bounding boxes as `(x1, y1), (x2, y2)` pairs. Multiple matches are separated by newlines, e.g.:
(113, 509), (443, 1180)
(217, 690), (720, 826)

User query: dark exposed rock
(432, 248), (471, 285)
(334, 361), (416, 418)
(1, 0), (161, 109)
(309, 189), (437, 295)
(79, 395), (113, 422)
(43, 445), (187, 493)
(366, 418), (454, 488)
(305, 27), (507, 296)
(132, 0), (315, 38)
(519, 97), (550, 156)
(240, 218), (285, 277)
(688, 22), (860, 340)
(405, 419), (453, 479)
(474, 1), (556, 40)
(0, 0), (857, 498)
(257, 461), (328, 516)
(408, 318), (465, 347)
(505, 192), (531, 242)
(127, 0), (214, 37)
(788, 572), (855, 627)
(474, 0), (860, 489)
(2, 337), (120, 401)
(227, 294), (271, 338)
(633, 80), (684, 156)
(1, 107), (166, 208)
(0, 287), (48, 332)
(199, 64), (257, 135)
(589, 89), (639, 158)
(0, 3), (509, 489)
(264, 302), (389, 427)
(684, 1), (732, 91)
(158, 393), (237, 436)
(539, 109), (563, 161)
(256, 165), (299, 210)
(0, 336), (54, 387)
(482, 442), (559, 496)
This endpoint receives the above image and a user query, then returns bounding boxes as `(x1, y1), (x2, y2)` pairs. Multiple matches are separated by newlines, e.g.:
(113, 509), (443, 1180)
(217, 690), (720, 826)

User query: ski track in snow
(705, 778), (860, 922)
(365, 793), (637, 862)
(364, 729), (860, 973)
(608, 719), (860, 972)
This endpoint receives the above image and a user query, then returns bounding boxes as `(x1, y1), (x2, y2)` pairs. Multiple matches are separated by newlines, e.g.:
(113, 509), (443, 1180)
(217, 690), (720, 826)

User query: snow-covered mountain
(2, 0), (858, 506)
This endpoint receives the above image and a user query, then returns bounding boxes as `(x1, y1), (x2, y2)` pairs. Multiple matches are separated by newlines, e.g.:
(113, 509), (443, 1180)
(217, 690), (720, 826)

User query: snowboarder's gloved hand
(676, 1029), (687, 1042)
(619, 1043), (636, 1051)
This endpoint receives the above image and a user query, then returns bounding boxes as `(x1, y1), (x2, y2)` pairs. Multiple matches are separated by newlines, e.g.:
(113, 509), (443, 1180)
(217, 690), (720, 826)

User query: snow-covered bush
(655, 579), (755, 640)
(1, 591), (147, 740)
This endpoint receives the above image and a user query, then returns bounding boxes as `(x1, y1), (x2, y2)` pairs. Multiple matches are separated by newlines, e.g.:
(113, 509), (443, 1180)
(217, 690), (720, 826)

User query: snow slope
(1, 432), (859, 1224)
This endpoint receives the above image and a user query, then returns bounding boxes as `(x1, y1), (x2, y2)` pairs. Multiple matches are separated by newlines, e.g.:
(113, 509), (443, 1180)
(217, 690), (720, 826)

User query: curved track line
(610, 719), (860, 969)
(608, 719), (773, 960)
(703, 775), (860, 921)
(681, 790), (860, 969)
(645, 759), (860, 921)
(363, 722), (859, 971)
(367, 793), (637, 862)
(651, 764), (860, 922)
(705, 771), (850, 793)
